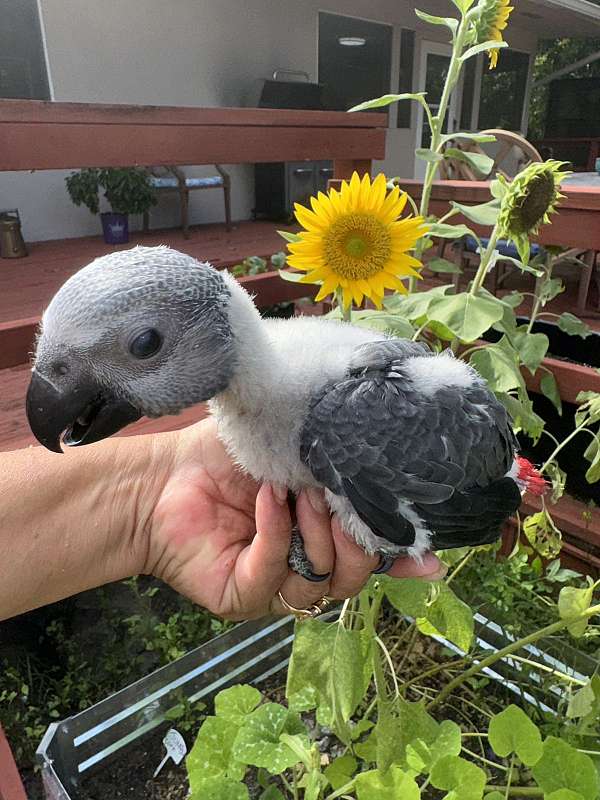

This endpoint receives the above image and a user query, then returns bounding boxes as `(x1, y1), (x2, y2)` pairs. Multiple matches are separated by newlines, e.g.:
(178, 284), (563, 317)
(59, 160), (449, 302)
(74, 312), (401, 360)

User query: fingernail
(305, 487), (327, 514)
(270, 482), (288, 506)
(422, 564), (449, 582)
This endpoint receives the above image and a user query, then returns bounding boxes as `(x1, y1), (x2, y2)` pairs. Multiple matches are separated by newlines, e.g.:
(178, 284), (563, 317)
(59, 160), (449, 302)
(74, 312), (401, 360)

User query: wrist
(116, 429), (180, 579)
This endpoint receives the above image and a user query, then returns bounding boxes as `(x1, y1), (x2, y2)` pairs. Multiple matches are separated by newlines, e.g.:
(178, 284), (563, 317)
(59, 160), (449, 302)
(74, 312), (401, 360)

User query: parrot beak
(26, 370), (142, 453)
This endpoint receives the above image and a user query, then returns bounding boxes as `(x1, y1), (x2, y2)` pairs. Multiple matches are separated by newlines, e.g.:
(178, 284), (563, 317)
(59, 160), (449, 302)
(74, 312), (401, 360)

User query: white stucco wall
(2, 0), (538, 242)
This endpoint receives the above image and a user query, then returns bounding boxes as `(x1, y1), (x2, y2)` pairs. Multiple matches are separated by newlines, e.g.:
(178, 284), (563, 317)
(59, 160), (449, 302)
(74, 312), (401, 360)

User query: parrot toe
(288, 528), (331, 582)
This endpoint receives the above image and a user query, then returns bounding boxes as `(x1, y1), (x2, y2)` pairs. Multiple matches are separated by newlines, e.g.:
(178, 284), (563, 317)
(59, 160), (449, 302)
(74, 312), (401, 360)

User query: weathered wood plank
(0, 99), (386, 129)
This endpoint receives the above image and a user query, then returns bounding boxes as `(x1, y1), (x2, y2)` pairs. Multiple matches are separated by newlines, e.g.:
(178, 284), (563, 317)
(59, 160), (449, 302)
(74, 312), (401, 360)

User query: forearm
(0, 432), (175, 620)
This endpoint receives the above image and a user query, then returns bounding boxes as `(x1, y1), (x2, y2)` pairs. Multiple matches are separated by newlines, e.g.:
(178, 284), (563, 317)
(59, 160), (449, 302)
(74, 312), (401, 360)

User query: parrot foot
(372, 553), (396, 574)
(288, 528), (331, 582)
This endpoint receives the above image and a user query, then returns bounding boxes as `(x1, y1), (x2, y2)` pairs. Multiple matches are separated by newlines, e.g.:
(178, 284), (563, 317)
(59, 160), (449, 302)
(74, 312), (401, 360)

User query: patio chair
(143, 165), (232, 238)
(440, 129), (543, 181)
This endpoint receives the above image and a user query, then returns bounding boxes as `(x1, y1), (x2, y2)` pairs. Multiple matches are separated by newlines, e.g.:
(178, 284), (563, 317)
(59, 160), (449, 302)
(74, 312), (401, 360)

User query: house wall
(2, 0), (538, 242)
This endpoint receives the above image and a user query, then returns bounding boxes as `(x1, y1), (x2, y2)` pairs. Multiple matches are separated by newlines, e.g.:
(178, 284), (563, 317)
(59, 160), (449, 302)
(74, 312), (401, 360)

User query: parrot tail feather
(515, 456), (547, 497)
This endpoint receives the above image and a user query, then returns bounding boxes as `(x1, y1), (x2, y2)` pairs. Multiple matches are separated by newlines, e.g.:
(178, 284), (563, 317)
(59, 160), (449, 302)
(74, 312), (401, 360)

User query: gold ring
(277, 591), (332, 621)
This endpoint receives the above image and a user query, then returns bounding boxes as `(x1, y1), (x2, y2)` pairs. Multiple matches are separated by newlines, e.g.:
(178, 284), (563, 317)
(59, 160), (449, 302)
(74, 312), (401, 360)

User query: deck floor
(0, 220), (294, 325)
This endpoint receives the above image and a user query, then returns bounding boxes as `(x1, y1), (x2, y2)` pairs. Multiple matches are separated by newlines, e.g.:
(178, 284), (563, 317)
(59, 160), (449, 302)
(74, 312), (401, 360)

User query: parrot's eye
(129, 329), (163, 359)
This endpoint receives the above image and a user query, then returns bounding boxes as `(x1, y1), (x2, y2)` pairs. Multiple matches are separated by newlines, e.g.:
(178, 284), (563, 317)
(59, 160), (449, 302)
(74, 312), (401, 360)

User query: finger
(327, 515), (379, 600)
(387, 551), (448, 581)
(234, 483), (291, 615)
(272, 488), (335, 613)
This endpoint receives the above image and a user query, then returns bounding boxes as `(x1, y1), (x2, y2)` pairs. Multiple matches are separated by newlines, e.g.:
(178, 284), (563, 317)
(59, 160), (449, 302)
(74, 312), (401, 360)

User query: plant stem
(504, 754), (516, 800)
(324, 778), (357, 800)
(428, 603), (600, 710)
(485, 787), (543, 797)
(446, 549), (476, 585)
(401, 658), (468, 693)
(469, 224), (501, 296)
(539, 424), (594, 474)
(462, 745), (509, 773)
(410, 12), (469, 292)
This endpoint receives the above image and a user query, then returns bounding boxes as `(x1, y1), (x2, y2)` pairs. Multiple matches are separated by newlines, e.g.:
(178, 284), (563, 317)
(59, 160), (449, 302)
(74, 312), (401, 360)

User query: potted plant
(65, 167), (156, 244)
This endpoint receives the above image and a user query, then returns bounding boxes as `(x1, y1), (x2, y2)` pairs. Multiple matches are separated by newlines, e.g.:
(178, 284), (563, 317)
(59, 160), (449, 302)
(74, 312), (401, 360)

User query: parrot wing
(300, 339), (521, 550)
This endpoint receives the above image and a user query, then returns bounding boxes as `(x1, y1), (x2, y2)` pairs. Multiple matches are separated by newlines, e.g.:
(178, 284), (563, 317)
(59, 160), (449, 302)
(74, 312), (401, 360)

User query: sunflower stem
(469, 224), (500, 295)
(410, 12), (470, 293)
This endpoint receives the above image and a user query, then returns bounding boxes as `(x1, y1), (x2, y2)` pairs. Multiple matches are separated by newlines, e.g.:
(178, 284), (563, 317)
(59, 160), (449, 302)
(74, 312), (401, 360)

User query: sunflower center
(323, 213), (392, 280)
(512, 173), (556, 234)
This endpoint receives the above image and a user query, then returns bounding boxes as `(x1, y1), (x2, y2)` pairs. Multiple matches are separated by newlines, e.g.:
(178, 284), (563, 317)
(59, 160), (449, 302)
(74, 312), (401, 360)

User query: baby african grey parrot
(26, 246), (544, 579)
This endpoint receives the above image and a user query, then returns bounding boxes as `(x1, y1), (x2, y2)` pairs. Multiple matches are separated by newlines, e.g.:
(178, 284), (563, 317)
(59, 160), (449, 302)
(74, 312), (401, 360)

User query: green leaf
(558, 583), (595, 638)
(349, 92), (427, 113)
(382, 576), (430, 617)
(324, 754), (358, 791)
(232, 703), (307, 774)
(215, 685), (262, 723)
(470, 343), (525, 394)
(383, 284), (452, 319)
(484, 794), (505, 800)
(445, 148), (495, 178)
(375, 698), (439, 772)
(567, 680), (596, 720)
(531, 736), (599, 799)
(416, 148), (444, 164)
(189, 775), (249, 800)
(512, 328), (549, 375)
(546, 791), (585, 800)
(488, 705), (543, 766)
(450, 199), (500, 226)
(541, 372), (563, 416)
(539, 277), (564, 305)
(277, 229), (301, 243)
(557, 312), (592, 339)
(406, 720), (462, 774)
(415, 8), (458, 30)
(461, 40), (508, 62)
(452, 0), (476, 11)
(259, 787), (285, 800)
(419, 583), (474, 651)
(427, 257), (462, 274)
(428, 293), (504, 342)
(430, 755), (487, 800)
(355, 766), (421, 800)
(351, 309), (415, 338)
(286, 619), (371, 743)
(187, 717), (247, 787)
(498, 392), (545, 442)
(278, 269), (307, 284)
(576, 392), (600, 427)
(523, 510), (562, 559)
(440, 131), (496, 147)
(427, 223), (477, 240)
(584, 435), (600, 483)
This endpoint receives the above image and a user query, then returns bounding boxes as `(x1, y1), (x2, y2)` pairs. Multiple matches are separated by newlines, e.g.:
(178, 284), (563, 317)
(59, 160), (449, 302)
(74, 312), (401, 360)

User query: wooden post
(0, 726), (27, 800)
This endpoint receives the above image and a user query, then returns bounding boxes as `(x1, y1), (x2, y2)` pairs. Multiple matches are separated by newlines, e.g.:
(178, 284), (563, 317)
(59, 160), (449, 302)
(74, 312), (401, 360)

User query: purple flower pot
(100, 212), (129, 244)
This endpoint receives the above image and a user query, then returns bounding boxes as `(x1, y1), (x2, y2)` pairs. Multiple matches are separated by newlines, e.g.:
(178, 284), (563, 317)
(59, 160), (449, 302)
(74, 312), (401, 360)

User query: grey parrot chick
(28, 245), (536, 575)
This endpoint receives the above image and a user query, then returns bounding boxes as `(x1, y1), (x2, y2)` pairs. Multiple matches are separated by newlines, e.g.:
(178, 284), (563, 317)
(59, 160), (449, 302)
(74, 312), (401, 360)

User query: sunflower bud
(497, 161), (571, 265)
(472, 0), (514, 69)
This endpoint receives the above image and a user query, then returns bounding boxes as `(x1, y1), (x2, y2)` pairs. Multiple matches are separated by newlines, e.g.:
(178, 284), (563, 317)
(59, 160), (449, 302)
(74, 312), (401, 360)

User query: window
(0, 0), (50, 99)
(460, 57), (477, 131)
(318, 12), (392, 113)
(397, 30), (416, 129)
(478, 50), (530, 132)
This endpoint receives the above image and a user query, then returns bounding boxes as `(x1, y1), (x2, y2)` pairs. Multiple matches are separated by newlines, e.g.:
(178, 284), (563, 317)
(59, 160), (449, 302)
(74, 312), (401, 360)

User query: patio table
(563, 172), (600, 187)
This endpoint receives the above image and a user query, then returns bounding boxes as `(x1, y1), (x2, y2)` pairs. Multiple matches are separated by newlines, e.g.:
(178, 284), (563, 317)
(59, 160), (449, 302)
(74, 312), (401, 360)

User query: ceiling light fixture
(338, 36), (366, 46)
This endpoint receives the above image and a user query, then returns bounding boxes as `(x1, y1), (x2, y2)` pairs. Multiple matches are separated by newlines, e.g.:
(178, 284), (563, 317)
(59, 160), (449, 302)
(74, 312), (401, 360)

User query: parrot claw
(372, 553), (396, 574)
(288, 528), (331, 583)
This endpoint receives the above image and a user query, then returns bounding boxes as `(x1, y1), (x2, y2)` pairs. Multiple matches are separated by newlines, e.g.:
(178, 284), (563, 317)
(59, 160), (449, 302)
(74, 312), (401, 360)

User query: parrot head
(26, 246), (237, 452)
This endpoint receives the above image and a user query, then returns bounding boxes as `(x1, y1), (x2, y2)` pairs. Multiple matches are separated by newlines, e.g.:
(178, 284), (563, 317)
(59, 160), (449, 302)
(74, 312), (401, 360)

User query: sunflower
(287, 173), (427, 310)
(473, 0), (514, 69)
(497, 160), (570, 264)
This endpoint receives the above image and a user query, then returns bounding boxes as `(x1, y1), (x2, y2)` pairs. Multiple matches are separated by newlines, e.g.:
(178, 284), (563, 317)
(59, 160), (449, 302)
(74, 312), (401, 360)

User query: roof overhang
(515, 0), (600, 38)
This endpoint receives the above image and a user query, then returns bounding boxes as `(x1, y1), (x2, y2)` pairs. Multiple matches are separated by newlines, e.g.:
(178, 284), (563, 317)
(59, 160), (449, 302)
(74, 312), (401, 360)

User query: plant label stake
(152, 728), (187, 778)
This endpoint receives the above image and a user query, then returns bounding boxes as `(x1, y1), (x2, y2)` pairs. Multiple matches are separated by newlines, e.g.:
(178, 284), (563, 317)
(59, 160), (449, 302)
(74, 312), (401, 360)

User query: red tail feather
(516, 456), (547, 496)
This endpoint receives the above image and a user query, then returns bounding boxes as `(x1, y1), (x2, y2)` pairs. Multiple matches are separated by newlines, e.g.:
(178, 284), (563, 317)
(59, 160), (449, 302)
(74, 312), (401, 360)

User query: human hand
(144, 418), (446, 620)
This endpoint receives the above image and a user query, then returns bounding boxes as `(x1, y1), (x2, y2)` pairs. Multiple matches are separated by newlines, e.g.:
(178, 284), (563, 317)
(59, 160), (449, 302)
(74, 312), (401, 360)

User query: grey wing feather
(300, 339), (518, 549)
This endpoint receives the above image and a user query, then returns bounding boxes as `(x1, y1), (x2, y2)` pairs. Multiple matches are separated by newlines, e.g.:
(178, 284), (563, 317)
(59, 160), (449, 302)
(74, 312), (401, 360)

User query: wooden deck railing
(0, 99), (386, 175)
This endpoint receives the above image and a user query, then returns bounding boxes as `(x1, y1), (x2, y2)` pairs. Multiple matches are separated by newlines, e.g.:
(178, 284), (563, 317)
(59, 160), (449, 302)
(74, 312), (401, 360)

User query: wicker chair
(143, 165), (231, 238)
